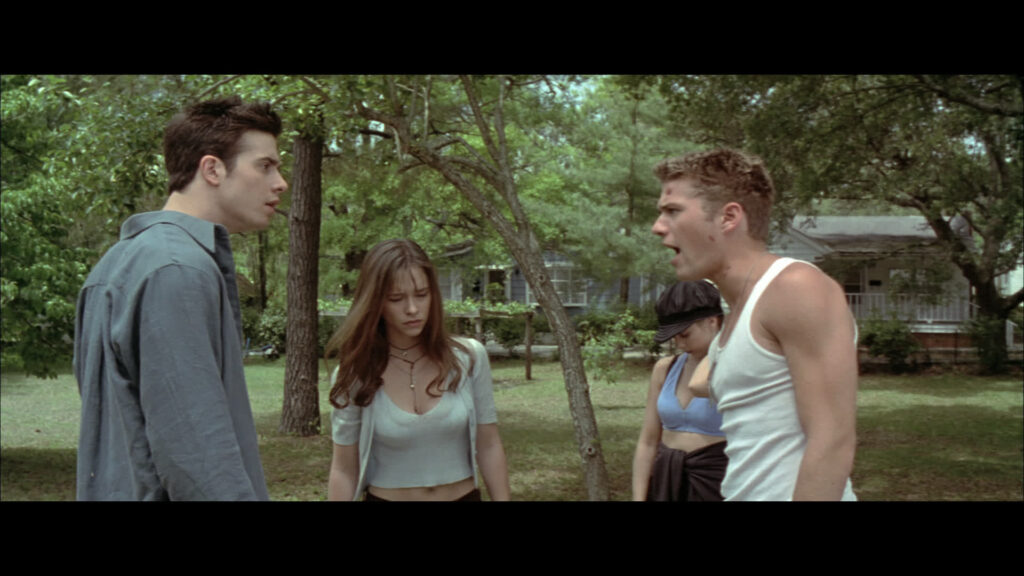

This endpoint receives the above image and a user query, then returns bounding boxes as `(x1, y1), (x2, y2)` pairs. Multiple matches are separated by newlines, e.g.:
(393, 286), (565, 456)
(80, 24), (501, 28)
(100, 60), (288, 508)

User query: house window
(437, 268), (461, 302)
(526, 265), (587, 306)
(842, 268), (862, 294)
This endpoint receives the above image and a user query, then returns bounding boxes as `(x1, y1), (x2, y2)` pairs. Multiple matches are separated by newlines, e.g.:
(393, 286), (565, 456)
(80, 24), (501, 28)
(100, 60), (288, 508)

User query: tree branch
(357, 128), (393, 139)
(198, 75), (245, 100)
(459, 75), (503, 169)
(1003, 287), (1024, 316)
(913, 75), (1023, 117)
(298, 76), (331, 103)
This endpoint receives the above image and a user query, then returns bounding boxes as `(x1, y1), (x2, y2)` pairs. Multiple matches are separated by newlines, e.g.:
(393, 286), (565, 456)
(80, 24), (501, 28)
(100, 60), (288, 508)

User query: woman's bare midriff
(367, 476), (475, 501)
(661, 429), (725, 453)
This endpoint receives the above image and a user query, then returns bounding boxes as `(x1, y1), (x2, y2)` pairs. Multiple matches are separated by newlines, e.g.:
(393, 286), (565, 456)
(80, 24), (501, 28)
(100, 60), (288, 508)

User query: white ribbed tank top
(708, 257), (856, 501)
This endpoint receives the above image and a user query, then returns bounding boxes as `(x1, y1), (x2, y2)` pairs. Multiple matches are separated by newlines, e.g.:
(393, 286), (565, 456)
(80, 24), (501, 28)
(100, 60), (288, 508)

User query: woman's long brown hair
(326, 239), (469, 409)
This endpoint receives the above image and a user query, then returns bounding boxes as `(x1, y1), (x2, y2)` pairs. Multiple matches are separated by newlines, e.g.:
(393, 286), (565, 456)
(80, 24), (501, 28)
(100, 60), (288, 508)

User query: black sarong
(647, 441), (728, 502)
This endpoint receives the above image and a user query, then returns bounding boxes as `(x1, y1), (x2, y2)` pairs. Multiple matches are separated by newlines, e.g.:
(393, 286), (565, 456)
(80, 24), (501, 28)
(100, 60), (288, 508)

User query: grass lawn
(2, 356), (1021, 501)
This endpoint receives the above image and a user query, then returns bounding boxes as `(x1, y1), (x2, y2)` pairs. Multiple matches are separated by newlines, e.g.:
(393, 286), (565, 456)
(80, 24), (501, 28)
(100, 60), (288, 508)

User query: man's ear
(720, 201), (745, 235)
(198, 155), (224, 187)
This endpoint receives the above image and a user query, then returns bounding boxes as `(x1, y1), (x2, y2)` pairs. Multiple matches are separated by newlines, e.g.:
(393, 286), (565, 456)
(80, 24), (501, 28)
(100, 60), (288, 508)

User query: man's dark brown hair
(163, 96), (282, 194)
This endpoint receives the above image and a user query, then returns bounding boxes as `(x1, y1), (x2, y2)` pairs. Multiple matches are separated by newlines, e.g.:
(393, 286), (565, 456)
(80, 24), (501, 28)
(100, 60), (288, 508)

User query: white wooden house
(427, 215), (1020, 350)
(771, 215), (1019, 349)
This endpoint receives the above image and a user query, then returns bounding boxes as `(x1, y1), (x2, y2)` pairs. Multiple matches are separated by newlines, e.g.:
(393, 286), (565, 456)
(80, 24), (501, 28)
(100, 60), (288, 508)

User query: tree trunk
(280, 131), (324, 436)
(620, 96), (640, 306)
(525, 263), (610, 500)
(257, 230), (269, 312)
(970, 280), (1013, 373)
(923, 210), (1021, 371)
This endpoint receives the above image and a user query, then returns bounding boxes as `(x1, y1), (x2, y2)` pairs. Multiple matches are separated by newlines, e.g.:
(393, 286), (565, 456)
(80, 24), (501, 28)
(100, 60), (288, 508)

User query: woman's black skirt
(647, 441), (728, 502)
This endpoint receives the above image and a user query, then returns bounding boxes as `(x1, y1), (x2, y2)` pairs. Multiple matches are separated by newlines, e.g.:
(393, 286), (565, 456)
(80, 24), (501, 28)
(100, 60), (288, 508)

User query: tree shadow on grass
(0, 447), (76, 501)
(854, 404), (1023, 501)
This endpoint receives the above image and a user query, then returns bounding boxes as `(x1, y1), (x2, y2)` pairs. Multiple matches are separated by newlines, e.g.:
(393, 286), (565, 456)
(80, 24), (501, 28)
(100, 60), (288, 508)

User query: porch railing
(845, 293), (973, 324)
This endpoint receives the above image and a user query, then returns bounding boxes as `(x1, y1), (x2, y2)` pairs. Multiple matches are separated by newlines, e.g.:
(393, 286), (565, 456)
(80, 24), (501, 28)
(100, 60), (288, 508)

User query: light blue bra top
(656, 353), (725, 436)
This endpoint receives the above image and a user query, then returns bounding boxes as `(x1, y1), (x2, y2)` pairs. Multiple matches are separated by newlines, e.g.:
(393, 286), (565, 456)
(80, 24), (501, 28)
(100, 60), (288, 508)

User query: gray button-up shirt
(74, 210), (269, 500)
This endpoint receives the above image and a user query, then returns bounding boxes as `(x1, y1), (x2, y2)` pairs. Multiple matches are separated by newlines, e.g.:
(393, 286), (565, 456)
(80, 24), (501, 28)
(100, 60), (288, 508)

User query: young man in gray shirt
(74, 97), (288, 500)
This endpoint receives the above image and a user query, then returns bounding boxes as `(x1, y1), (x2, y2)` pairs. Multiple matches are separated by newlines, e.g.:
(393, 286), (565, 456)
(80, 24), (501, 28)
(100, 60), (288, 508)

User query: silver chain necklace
(389, 346), (426, 414)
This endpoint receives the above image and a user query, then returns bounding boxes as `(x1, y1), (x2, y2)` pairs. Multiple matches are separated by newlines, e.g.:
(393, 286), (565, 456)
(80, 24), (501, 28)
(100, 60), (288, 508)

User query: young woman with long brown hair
(326, 239), (510, 501)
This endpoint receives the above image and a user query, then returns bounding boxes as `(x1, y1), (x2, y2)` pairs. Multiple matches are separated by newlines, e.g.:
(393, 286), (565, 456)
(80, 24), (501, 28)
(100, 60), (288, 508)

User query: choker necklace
(389, 348), (427, 414)
(388, 340), (419, 359)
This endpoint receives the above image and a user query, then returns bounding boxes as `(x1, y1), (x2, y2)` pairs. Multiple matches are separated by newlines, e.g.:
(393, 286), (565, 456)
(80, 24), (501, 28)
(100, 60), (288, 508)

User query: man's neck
(711, 247), (772, 308)
(163, 190), (220, 230)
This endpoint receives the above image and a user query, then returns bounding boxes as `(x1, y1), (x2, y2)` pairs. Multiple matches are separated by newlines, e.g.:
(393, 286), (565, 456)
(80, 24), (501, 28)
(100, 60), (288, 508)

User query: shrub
(859, 314), (920, 373)
(241, 302), (340, 357)
(254, 304), (288, 353)
(574, 309), (620, 344)
(484, 311), (550, 357)
(485, 282), (506, 304)
(582, 309), (656, 384)
(489, 316), (525, 356)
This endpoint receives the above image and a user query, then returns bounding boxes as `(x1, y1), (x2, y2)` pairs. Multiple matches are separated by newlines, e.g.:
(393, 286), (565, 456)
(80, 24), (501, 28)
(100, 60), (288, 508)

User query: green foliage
(242, 301), (339, 357)
(489, 317), (527, 355)
(444, 299), (546, 356)
(654, 74), (1023, 368)
(576, 304), (658, 344)
(0, 178), (93, 376)
(884, 255), (956, 305)
(444, 298), (534, 317)
(0, 74), (228, 377)
(482, 312), (551, 356)
(248, 303), (289, 354)
(1010, 306), (1023, 332)
(526, 77), (692, 295)
(2, 77), (95, 377)
(574, 309), (620, 343)
(581, 309), (656, 384)
(859, 314), (921, 373)
(485, 282), (506, 304)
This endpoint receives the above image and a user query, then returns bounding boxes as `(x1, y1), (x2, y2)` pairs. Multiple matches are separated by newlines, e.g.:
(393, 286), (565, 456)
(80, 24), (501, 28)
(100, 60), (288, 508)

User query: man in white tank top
(650, 149), (858, 501)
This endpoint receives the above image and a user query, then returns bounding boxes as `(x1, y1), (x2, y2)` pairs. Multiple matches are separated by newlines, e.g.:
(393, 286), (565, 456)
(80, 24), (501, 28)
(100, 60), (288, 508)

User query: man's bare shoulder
(766, 261), (845, 306)
(778, 259), (838, 288)
(755, 260), (850, 351)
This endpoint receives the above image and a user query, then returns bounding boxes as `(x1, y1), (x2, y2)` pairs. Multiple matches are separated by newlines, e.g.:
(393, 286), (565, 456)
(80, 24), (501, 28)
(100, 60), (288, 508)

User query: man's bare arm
(763, 264), (858, 500)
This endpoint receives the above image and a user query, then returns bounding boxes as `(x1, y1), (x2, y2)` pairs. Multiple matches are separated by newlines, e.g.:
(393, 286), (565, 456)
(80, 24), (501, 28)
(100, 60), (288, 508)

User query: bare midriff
(661, 429), (725, 453)
(366, 476), (475, 501)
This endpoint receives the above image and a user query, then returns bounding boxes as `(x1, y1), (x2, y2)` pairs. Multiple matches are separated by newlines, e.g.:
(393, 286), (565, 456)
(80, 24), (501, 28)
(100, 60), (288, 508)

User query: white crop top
(708, 258), (857, 501)
(331, 337), (498, 499)
(367, 390), (473, 488)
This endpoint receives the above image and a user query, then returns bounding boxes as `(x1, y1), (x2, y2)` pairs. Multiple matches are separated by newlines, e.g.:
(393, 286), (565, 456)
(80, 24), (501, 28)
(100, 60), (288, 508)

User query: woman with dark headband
(632, 280), (728, 501)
